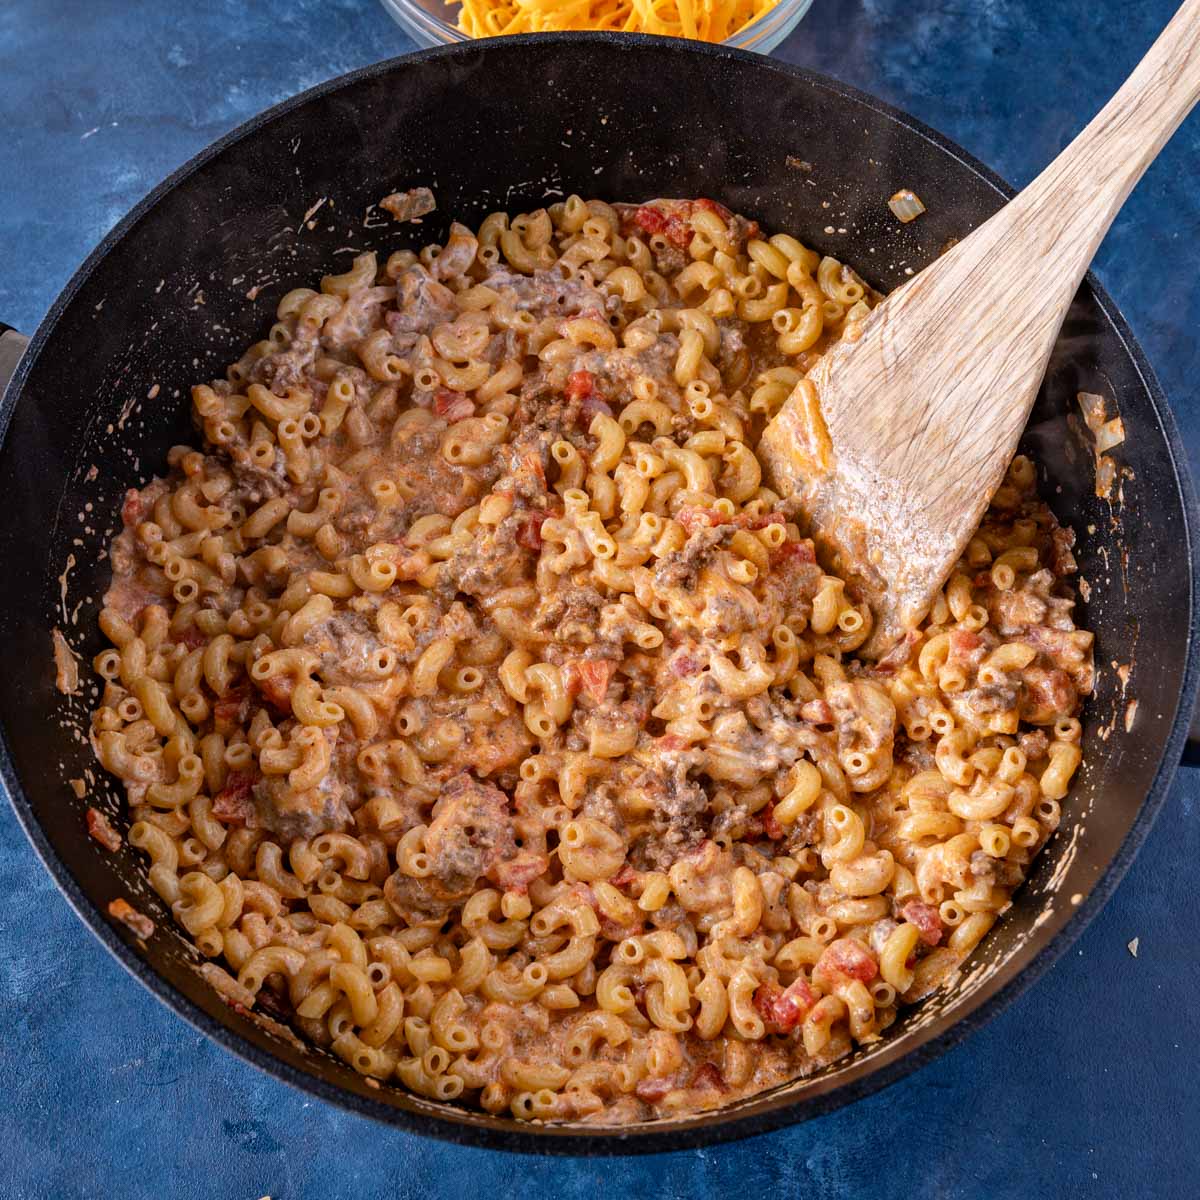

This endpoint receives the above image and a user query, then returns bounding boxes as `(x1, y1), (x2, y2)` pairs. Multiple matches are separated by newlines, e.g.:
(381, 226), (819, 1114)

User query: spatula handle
(1010, 0), (1200, 274)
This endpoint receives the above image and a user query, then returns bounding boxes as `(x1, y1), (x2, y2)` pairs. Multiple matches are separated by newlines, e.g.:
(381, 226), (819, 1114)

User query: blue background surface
(2, 1), (1199, 1196)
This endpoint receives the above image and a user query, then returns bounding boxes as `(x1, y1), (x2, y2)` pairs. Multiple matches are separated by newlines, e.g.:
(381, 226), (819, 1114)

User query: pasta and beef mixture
(90, 195), (1093, 1122)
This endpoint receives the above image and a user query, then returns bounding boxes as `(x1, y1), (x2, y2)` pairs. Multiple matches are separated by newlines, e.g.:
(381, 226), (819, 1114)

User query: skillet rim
(2, 31), (1198, 1155)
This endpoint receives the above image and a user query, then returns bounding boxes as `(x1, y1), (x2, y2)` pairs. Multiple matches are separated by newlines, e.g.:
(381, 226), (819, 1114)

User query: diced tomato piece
(657, 734), (688, 752)
(762, 802), (784, 841)
(258, 673), (295, 713)
(774, 978), (818, 1030)
(490, 853), (548, 894)
(635, 1076), (675, 1103)
(783, 976), (818, 1013)
(695, 197), (733, 221)
(561, 661), (583, 700)
(901, 901), (944, 947)
(632, 204), (668, 236)
(949, 629), (982, 655)
(948, 628), (989, 674)
(435, 390), (474, 423)
(515, 511), (549, 552)
(676, 506), (718, 535)
(610, 863), (639, 888)
(663, 215), (693, 248)
(212, 687), (249, 735)
(565, 370), (597, 402)
(816, 938), (878, 984)
(86, 808), (122, 852)
(770, 539), (817, 567)
(624, 203), (695, 248)
(120, 488), (145, 528)
(577, 659), (616, 704)
(444, 397), (476, 423)
(800, 699), (833, 725)
(753, 982), (781, 1024)
(689, 1062), (727, 1091)
(212, 770), (258, 826)
(567, 370), (616, 421)
(754, 977), (816, 1032)
(177, 625), (208, 651)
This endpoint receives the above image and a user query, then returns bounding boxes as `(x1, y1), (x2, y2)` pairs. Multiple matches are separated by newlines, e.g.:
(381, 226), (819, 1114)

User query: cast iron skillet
(1, 34), (1198, 1154)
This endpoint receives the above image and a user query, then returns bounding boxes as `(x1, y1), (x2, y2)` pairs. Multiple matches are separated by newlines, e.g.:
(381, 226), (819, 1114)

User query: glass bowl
(379, 0), (814, 53)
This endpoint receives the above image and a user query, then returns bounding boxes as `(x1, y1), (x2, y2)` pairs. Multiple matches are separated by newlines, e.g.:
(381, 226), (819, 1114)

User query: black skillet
(1, 34), (1197, 1154)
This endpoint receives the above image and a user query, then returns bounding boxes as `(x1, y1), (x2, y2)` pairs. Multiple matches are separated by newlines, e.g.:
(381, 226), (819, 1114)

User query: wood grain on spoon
(760, 0), (1200, 657)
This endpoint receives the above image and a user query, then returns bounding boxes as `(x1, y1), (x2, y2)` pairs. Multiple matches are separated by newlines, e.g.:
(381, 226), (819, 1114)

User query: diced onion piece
(888, 189), (926, 223)
(1077, 392), (1124, 450)
(108, 898), (155, 940)
(1095, 417), (1125, 453)
(1077, 391), (1107, 431)
(380, 187), (435, 224)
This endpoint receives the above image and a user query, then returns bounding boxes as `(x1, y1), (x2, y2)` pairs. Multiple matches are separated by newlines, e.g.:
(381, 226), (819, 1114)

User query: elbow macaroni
(91, 195), (1093, 1124)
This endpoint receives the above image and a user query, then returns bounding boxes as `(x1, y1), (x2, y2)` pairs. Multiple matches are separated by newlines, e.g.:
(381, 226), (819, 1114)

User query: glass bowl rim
(378, 0), (816, 50)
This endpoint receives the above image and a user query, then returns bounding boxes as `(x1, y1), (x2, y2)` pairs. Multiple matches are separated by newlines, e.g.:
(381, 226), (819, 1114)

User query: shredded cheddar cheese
(454, 0), (781, 42)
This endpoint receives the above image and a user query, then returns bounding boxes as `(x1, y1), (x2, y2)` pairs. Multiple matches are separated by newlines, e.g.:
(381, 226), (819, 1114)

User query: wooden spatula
(759, 0), (1200, 657)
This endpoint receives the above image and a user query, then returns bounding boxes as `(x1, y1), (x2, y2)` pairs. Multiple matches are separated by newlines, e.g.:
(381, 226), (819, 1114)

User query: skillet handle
(1183, 692), (1200, 766)
(0, 324), (29, 395)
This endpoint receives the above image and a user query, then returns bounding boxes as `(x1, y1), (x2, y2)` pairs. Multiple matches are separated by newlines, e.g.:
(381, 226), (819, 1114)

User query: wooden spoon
(759, 0), (1200, 657)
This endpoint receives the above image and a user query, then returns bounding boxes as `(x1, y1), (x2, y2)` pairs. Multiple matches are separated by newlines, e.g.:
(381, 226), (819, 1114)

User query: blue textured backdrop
(2, 2), (1199, 1197)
